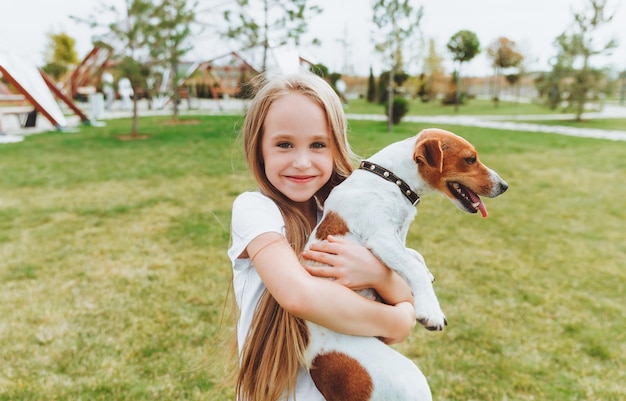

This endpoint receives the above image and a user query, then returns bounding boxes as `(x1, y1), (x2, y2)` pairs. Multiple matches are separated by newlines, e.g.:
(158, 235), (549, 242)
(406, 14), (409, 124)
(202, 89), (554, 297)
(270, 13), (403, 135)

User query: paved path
(347, 103), (626, 142)
(2, 99), (626, 143)
(347, 114), (626, 142)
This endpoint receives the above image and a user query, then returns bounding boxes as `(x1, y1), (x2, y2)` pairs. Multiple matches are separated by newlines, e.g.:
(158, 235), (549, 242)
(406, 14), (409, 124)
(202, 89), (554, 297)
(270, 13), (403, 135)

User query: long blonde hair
(237, 72), (355, 401)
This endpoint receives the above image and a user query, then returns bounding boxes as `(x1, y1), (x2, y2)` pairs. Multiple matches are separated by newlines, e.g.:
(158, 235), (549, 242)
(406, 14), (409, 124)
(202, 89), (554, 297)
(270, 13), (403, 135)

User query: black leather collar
(359, 161), (420, 205)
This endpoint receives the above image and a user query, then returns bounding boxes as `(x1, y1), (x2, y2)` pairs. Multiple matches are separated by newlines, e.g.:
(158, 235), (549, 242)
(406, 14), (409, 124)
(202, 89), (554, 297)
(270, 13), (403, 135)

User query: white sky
(0, 0), (625, 77)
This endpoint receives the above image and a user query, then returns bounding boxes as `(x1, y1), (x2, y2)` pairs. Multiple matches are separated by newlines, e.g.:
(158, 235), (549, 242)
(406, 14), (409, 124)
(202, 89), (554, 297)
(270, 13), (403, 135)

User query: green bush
(385, 96), (410, 124)
(441, 91), (467, 106)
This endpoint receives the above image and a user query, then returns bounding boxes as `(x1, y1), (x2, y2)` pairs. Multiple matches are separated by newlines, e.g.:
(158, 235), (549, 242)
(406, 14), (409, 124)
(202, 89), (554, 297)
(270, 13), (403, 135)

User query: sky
(1, 0), (625, 77)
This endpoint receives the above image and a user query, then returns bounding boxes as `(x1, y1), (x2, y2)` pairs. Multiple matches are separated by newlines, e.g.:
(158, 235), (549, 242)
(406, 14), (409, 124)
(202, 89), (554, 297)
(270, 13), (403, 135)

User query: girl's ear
(414, 138), (444, 173)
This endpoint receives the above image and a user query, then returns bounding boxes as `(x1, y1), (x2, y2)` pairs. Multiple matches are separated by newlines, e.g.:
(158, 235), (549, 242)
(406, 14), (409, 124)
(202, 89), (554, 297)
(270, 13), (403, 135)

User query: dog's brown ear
(415, 138), (444, 173)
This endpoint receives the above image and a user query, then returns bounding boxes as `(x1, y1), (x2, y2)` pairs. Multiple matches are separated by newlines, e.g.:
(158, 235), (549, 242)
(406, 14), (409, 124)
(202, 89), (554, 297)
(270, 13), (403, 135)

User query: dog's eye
(465, 156), (477, 165)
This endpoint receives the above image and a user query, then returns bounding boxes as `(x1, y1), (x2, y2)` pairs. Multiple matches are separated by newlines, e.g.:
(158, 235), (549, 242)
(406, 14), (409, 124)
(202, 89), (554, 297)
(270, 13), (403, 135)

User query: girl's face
(261, 93), (334, 205)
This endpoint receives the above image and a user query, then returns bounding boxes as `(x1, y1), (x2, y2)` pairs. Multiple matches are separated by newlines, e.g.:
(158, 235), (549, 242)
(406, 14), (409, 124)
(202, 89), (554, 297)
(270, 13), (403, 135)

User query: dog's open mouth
(448, 182), (488, 217)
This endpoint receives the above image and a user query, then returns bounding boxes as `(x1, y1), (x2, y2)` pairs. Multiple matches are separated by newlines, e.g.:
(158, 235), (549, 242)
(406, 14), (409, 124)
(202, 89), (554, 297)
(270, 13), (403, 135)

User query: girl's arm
(248, 232), (415, 344)
(302, 235), (414, 306)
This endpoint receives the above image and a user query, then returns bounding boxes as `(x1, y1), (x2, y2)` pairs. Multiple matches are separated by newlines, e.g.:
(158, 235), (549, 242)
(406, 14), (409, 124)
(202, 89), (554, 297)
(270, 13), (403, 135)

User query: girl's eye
(277, 142), (292, 149)
(311, 142), (326, 149)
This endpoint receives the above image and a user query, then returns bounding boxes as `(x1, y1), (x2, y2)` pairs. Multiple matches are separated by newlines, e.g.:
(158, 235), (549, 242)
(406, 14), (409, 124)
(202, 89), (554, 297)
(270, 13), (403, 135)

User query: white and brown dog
(304, 128), (508, 401)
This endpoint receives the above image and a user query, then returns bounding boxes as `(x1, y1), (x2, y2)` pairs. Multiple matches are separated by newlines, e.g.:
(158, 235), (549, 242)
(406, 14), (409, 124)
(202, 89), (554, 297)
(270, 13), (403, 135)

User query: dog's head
(413, 128), (508, 217)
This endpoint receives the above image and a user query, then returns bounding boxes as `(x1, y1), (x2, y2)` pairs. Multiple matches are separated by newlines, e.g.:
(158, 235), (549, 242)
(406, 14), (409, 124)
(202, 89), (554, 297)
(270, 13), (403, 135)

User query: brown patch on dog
(414, 136), (444, 173)
(310, 351), (373, 401)
(414, 128), (498, 198)
(315, 211), (349, 240)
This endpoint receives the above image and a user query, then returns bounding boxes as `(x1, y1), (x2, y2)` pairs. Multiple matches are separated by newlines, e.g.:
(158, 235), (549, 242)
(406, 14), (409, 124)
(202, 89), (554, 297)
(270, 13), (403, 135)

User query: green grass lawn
(1, 115), (625, 400)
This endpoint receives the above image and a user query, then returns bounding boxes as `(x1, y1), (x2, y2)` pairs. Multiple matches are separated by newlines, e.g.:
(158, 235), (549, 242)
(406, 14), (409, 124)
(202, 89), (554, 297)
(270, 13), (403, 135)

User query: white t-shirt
(228, 191), (325, 401)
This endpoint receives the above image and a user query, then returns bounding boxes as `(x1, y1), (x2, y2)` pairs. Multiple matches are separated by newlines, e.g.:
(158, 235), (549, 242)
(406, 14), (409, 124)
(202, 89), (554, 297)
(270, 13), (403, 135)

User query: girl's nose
(292, 150), (312, 169)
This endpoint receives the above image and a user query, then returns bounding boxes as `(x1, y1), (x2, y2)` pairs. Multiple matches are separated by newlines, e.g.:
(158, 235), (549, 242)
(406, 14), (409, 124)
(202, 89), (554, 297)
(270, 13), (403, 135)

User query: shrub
(385, 96), (409, 124)
(441, 91), (467, 106)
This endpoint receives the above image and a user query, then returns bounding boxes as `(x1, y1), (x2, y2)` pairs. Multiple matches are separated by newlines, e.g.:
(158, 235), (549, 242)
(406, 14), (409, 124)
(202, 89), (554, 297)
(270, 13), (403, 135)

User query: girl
(228, 72), (415, 401)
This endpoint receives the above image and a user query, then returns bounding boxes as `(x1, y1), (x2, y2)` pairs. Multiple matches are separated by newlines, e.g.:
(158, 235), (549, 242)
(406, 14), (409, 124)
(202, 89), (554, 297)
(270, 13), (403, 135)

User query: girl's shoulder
(230, 191), (286, 251)
(233, 191), (278, 211)
(234, 190), (271, 203)
(232, 191), (283, 222)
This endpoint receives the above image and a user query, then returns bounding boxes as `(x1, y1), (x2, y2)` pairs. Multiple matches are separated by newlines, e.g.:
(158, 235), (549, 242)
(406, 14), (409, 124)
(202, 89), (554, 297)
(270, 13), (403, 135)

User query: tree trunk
(132, 90), (139, 137)
(387, 68), (394, 132)
(575, 56), (590, 122)
(493, 66), (500, 108)
(262, 0), (269, 71)
(172, 60), (179, 120)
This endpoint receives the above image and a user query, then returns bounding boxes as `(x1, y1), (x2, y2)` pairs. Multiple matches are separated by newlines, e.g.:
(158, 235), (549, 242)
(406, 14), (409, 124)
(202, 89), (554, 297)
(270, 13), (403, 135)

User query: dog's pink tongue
(468, 190), (488, 218)
(477, 201), (488, 218)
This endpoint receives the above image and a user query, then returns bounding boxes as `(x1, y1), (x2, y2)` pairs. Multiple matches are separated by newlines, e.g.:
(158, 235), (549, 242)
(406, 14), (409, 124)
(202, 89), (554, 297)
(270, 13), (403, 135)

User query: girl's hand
(248, 232), (414, 340)
(302, 235), (414, 306)
(381, 301), (416, 344)
(302, 235), (387, 291)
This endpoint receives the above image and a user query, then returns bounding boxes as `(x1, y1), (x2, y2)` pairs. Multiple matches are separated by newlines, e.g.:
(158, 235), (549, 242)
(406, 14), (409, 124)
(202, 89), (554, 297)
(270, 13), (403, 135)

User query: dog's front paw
(414, 296), (447, 331)
(417, 314), (447, 331)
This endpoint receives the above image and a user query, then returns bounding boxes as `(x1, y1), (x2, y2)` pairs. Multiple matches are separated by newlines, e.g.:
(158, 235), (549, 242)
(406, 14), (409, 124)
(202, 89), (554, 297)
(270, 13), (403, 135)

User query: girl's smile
(286, 175), (315, 183)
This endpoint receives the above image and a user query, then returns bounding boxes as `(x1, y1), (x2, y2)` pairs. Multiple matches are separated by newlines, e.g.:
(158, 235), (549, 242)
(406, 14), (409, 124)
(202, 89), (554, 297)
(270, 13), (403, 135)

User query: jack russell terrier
(304, 128), (508, 401)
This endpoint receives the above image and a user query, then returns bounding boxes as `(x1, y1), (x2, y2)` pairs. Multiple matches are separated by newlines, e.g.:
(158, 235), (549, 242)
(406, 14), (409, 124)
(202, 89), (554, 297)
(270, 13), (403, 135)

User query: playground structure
(0, 48), (100, 143)
(71, 43), (317, 109)
(1, 52), (69, 130)
(63, 44), (113, 100)
(183, 46), (316, 103)
(1, 42), (120, 140)
(187, 51), (260, 100)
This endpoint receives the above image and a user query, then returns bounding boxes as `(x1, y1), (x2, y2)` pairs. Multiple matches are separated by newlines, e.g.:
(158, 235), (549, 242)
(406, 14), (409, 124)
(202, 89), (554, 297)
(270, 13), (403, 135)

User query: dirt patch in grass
(160, 119), (201, 126)
(117, 134), (150, 141)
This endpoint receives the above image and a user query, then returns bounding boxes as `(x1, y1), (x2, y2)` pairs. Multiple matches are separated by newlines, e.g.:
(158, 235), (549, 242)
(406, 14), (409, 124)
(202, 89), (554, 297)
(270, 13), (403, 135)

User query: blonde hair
(237, 72), (355, 401)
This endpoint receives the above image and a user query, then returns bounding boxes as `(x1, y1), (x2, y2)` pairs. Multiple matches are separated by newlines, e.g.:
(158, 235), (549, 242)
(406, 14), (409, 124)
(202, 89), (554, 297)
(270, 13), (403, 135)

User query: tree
(377, 70), (409, 104)
(223, 0), (321, 71)
(144, 0), (197, 121)
(41, 32), (79, 81)
(447, 30), (480, 111)
(504, 72), (522, 100)
(367, 67), (376, 103)
(553, 0), (617, 121)
(415, 73), (427, 101)
(535, 52), (573, 110)
(310, 64), (346, 102)
(421, 39), (445, 102)
(487, 37), (523, 107)
(310, 63), (330, 78)
(372, 0), (423, 132)
(107, 0), (155, 138)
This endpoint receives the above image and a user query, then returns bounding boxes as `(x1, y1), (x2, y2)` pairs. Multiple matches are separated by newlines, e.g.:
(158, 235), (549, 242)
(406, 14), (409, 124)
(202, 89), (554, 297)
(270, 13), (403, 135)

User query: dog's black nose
(499, 181), (509, 193)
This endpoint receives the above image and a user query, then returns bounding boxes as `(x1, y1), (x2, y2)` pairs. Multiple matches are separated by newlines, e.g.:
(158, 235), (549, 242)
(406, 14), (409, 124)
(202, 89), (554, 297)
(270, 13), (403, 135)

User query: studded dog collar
(359, 161), (420, 205)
